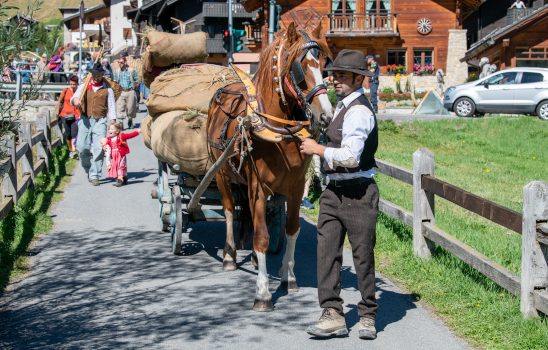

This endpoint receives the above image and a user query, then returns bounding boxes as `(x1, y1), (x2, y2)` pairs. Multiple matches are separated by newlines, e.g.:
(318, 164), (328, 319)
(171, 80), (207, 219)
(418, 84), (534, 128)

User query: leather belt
(330, 177), (372, 188)
(122, 88), (133, 92)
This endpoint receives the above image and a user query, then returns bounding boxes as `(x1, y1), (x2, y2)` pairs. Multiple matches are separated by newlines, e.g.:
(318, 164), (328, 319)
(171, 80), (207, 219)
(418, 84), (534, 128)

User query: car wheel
(454, 97), (475, 118)
(536, 100), (548, 121)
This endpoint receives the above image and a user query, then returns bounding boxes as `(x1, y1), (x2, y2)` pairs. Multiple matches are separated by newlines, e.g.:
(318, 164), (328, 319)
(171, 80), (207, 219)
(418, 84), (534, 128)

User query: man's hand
(300, 138), (326, 157)
(72, 97), (81, 108)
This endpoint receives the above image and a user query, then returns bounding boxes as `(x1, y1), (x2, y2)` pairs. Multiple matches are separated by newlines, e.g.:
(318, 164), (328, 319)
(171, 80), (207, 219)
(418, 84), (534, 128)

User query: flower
(500, 293), (504, 297)
(486, 169), (490, 172)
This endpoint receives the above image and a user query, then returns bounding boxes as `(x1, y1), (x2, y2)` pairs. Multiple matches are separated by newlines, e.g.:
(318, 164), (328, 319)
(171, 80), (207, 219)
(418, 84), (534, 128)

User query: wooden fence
(0, 110), (63, 221)
(375, 148), (548, 318)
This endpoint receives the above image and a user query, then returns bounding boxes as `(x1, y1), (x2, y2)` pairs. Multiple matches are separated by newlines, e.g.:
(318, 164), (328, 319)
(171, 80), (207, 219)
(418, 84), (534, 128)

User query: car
(443, 67), (548, 120)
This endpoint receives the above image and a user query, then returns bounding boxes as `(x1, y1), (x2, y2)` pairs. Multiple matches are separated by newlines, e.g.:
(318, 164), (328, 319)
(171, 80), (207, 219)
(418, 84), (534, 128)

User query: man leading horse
(300, 49), (380, 340)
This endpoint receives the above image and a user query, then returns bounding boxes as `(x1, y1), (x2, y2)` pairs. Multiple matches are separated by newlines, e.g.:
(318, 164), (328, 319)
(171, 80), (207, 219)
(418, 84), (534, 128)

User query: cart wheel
(171, 185), (182, 254)
(267, 202), (286, 255)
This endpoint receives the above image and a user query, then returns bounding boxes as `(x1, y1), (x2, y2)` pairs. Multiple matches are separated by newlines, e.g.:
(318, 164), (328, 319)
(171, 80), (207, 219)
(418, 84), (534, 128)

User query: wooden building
(242, 0), (484, 89)
(462, 3), (548, 70)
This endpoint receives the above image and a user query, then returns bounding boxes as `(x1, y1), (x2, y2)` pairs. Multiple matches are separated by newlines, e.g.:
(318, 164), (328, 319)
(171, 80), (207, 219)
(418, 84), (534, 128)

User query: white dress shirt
(323, 87), (376, 180)
(70, 82), (117, 120)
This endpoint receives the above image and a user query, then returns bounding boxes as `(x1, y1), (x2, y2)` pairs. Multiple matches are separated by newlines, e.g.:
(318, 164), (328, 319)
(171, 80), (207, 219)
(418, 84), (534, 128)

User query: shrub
(467, 73), (479, 82)
(382, 86), (395, 94)
(327, 88), (338, 108)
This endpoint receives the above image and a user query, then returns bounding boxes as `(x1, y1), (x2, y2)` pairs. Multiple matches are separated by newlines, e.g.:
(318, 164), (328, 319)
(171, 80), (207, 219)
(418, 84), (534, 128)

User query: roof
(7, 13), (39, 23)
(131, 0), (165, 22)
(462, 4), (548, 62)
(61, 4), (107, 23)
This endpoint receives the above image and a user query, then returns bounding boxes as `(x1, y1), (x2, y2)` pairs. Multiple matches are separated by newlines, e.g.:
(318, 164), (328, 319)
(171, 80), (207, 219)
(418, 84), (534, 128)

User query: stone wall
(445, 29), (468, 88)
(2, 100), (58, 122)
(378, 75), (438, 93)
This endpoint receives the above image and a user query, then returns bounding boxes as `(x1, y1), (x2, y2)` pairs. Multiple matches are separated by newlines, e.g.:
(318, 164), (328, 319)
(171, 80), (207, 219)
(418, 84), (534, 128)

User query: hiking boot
(90, 179), (100, 186)
(115, 179), (123, 187)
(300, 197), (315, 210)
(128, 119), (133, 128)
(359, 317), (376, 340)
(307, 308), (348, 337)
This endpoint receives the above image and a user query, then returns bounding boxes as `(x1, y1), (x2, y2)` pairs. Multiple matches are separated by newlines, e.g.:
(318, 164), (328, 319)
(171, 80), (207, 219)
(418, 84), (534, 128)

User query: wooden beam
(51, 138), (62, 150)
(16, 175), (31, 199)
(375, 159), (413, 185)
(34, 158), (46, 176)
(0, 197), (14, 221)
(422, 175), (522, 234)
(31, 132), (44, 145)
(534, 290), (548, 316)
(15, 142), (29, 162)
(379, 198), (413, 227)
(423, 222), (521, 295)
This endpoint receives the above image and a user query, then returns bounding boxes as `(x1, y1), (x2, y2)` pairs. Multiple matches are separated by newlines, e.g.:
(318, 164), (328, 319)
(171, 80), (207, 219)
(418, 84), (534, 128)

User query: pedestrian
(300, 49), (379, 340)
(102, 58), (113, 79)
(56, 75), (81, 159)
(70, 62), (118, 186)
(509, 0), (526, 9)
(68, 64), (79, 81)
(366, 55), (379, 113)
(139, 82), (150, 103)
(49, 47), (67, 84)
(113, 56), (140, 129)
(35, 53), (47, 82)
(102, 123), (141, 187)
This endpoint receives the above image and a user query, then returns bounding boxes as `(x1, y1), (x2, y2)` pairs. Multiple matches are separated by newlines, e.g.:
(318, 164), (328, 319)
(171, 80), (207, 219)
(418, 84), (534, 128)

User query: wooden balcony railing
(327, 13), (398, 35)
(506, 8), (535, 26)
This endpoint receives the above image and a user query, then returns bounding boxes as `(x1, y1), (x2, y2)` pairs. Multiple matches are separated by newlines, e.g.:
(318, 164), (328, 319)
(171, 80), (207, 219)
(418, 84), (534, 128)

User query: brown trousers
(317, 179), (379, 319)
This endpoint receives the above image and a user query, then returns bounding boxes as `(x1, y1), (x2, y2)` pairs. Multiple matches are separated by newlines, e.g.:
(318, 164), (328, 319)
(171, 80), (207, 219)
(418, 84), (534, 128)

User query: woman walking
(49, 47), (67, 84)
(56, 75), (81, 159)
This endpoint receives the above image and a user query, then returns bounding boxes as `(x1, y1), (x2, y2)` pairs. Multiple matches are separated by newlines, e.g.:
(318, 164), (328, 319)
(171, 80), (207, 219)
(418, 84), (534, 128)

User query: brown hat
(322, 49), (373, 77)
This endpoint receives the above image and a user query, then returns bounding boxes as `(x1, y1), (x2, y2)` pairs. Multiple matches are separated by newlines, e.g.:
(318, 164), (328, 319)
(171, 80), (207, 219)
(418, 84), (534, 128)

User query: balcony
(506, 8), (535, 26)
(203, 3), (259, 18)
(326, 13), (398, 37)
(206, 38), (227, 54)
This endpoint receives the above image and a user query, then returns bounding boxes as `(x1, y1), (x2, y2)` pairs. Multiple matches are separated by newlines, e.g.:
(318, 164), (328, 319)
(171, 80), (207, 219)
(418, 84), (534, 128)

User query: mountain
(4, 0), (104, 24)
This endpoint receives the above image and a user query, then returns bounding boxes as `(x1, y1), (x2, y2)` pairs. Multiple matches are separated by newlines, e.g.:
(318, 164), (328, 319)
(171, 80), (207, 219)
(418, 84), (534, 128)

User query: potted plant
(414, 63), (435, 75)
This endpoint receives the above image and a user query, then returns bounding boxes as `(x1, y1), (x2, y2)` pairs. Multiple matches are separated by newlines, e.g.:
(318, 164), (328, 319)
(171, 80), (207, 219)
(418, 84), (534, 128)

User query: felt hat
(89, 62), (105, 75)
(322, 49), (373, 77)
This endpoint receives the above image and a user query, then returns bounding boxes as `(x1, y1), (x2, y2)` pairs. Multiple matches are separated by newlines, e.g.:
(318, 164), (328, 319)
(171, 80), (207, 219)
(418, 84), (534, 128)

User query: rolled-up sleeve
(323, 108), (375, 169)
(106, 88), (117, 120)
(70, 83), (84, 106)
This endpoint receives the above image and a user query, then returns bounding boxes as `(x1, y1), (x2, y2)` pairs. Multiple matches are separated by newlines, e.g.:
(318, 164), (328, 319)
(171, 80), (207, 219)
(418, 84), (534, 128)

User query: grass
(0, 145), (77, 296)
(4, 0), (103, 23)
(301, 115), (548, 349)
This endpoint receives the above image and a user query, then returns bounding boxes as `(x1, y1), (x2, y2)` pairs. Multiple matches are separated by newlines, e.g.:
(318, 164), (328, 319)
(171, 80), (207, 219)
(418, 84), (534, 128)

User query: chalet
(242, 0), (484, 91)
(6, 13), (39, 29)
(462, 2), (548, 70)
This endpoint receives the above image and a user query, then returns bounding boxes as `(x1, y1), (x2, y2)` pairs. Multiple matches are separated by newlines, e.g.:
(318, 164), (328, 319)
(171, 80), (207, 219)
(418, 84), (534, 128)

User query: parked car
(444, 67), (548, 120)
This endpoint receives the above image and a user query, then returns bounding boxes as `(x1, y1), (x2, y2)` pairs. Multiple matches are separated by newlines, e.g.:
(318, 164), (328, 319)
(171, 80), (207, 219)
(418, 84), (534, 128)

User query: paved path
(0, 108), (470, 349)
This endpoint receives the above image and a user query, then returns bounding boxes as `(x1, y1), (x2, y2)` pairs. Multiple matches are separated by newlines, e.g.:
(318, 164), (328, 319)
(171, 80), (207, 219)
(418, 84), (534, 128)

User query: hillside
(4, 0), (104, 24)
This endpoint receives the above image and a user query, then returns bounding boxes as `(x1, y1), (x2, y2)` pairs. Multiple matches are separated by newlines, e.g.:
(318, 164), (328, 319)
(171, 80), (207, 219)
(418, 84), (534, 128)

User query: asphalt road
(0, 108), (470, 349)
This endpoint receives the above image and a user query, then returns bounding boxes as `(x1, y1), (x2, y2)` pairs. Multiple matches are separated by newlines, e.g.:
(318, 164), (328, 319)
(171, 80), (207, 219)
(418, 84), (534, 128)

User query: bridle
(274, 31), (333, 123)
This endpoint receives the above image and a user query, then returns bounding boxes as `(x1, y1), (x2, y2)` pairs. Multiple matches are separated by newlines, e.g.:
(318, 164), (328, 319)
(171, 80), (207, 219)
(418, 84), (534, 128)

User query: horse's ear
(287, 22), (298, 44)
(312, 22), (322, 39)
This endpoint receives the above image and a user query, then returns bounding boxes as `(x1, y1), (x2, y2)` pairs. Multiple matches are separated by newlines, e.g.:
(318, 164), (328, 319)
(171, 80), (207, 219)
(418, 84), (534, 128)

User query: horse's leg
(279, 181), (305, 292)
(217, 170), (237, 271)
(250, 185), (273, 311)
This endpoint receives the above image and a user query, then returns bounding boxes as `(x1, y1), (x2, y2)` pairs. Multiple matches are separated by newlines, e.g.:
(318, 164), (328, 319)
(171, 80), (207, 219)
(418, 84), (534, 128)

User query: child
(103, 123), (141, 187)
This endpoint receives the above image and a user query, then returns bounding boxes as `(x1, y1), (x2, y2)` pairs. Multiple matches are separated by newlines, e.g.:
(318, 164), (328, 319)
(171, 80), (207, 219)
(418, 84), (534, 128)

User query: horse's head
(257, 23), (334, 130)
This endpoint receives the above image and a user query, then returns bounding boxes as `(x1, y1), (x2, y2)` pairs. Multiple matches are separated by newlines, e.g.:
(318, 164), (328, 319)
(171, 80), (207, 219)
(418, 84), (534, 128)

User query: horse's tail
(236, 184), (253, 249)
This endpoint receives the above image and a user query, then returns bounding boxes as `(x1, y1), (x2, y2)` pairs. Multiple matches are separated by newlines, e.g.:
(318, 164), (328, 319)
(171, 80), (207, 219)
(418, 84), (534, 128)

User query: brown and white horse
(207, 23), (333, 311)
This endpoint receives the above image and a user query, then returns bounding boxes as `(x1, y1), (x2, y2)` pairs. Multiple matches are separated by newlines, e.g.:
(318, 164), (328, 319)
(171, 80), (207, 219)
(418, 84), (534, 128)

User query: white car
(444, 67), (548, 120)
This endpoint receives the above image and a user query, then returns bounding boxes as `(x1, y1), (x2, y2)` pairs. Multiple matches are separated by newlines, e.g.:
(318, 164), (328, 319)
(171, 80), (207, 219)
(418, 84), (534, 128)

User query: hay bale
(142, 114), (152, 150)
(146, 31), (207, 67)
(150, 110), (213, 175)
(146, 65), (240, 116)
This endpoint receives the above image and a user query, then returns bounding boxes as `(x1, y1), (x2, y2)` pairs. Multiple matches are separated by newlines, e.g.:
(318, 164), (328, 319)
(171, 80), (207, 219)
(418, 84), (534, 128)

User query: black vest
(323, 94), (378, 175)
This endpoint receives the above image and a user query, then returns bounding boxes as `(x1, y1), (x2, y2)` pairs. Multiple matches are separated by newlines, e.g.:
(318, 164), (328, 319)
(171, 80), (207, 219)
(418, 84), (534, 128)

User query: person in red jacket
(103, 123), (141, 187)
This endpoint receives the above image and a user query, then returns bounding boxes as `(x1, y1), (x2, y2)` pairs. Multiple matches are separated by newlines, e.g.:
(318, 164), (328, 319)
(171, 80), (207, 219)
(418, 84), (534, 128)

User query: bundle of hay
(150, 110), (213, 175)
(145, 65), (240, 116)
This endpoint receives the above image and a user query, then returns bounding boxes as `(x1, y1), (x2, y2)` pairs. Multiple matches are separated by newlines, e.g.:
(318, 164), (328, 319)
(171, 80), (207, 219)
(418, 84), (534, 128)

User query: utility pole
(78, 0), (84, 81)
(227, 0), (233, 64)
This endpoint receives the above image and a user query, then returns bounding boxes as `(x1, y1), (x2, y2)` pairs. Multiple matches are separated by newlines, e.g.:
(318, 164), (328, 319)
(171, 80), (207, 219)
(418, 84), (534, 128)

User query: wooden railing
(375, 148), (548, 318)
(327, 13), (398, 35)
(506, 8), (535, 26)
(0, 110), (63, 221)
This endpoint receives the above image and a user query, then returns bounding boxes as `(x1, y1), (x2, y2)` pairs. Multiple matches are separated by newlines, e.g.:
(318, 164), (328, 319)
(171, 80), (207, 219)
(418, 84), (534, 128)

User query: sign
(79, 1), (85, 21)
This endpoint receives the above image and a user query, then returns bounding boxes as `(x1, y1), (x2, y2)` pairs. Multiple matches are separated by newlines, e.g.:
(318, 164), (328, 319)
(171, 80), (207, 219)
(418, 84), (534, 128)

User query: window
(520, 72), (545, 84)
(414, 49), (433, 67)
(332, 0), (357, 13)
(487, 72), (518, 85)
(123, 6), (133, 18)
(516, 47), (548, 68)
(387, 50), (406, 65)
(123, 28), (132, 40)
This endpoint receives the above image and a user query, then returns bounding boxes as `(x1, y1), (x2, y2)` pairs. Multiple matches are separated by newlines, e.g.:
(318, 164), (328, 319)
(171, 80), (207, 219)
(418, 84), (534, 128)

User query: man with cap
(366, 55), (379, 113)
(300, 49), (379, 340)
(70, 62), (117, 186)
(35, 53), (48, 100)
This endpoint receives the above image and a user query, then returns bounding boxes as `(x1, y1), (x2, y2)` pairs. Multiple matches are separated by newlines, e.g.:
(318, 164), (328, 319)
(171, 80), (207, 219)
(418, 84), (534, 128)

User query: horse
(207, 22), (334, 311)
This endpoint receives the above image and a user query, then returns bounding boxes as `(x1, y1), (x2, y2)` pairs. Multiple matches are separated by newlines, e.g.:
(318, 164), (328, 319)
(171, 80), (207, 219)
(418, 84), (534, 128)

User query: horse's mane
(255, 29), (331, 102)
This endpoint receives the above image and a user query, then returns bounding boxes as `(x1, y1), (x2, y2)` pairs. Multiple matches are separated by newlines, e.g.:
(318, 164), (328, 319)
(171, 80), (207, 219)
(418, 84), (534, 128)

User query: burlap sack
(146, 31), (207, 67)
(150, 110), (213, 175)
(146, 65), (240, 116)
(142, 114), (152, 150)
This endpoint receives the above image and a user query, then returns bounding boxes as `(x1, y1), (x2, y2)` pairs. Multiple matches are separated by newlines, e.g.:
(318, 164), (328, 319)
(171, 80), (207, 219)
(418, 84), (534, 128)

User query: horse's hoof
(253, 299), (274, 312)
(223, 260), (237, 271)
(251, 251), (258, 268)
(280, 280), (299, 292)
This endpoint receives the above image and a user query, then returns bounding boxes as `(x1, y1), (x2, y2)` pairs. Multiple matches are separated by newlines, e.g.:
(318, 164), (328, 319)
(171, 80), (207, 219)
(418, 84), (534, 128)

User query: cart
(152, 161), (286, 255)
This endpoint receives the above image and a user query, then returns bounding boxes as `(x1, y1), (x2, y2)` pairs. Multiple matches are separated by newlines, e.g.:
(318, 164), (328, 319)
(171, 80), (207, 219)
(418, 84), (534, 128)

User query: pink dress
(107, 136), (127, 178)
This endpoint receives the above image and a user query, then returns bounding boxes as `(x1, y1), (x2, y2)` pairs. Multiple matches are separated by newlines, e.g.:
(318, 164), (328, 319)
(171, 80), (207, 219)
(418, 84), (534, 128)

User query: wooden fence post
(18, 123), (35, 188)
(1, 135), (17, 204)
(521, 181), (548, 318)
(35, 113), (49, 174)
(43, 111), (53, 155)
(413, 148), (436, 258)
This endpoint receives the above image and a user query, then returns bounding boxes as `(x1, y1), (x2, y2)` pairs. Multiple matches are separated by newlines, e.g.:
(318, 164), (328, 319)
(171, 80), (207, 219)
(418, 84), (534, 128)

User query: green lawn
(302, 115), (548, 349)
